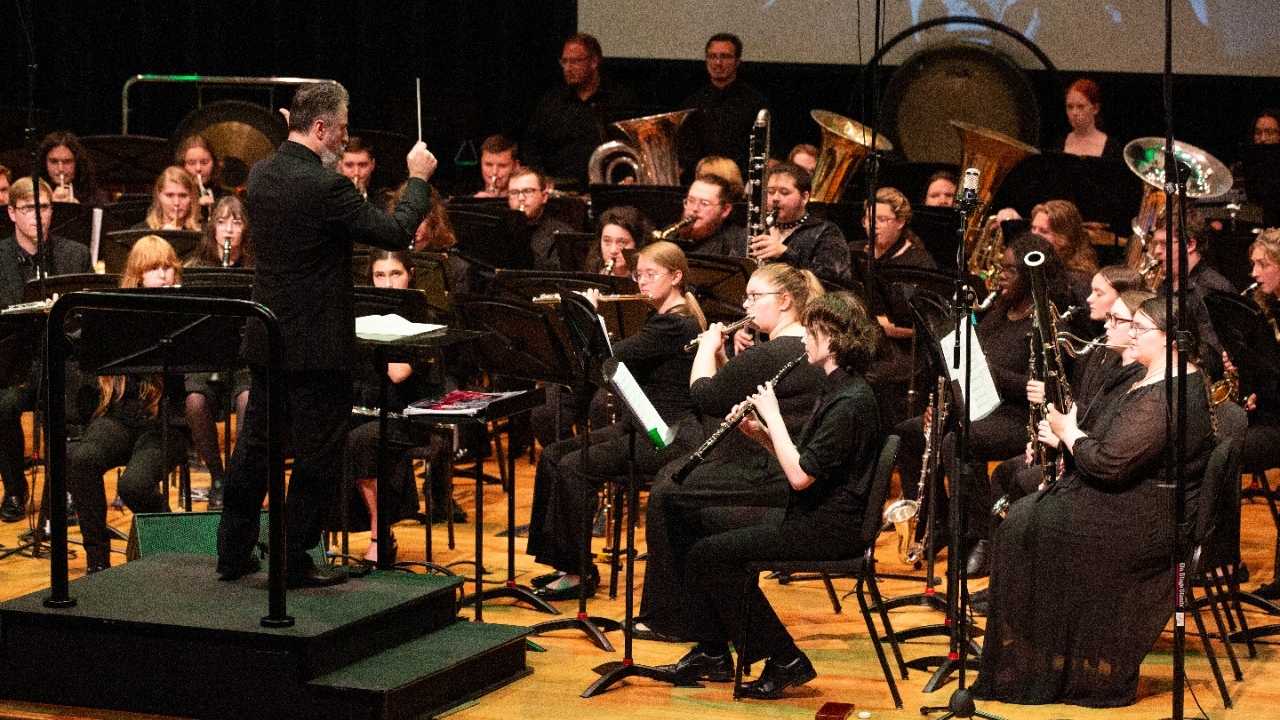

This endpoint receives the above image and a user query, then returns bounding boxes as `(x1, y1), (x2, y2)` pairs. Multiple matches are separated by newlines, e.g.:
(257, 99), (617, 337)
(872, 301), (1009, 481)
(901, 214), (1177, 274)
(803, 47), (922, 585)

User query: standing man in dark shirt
(679, 33), (771, 178)
(0, 177), (91, 522)
(524, 33), (637, 187)
(216, 82), (437, 587)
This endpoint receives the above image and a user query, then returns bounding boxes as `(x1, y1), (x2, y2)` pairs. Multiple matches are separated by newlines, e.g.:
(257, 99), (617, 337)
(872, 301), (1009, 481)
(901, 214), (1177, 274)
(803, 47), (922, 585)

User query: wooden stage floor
(3, 445), (1280, 720)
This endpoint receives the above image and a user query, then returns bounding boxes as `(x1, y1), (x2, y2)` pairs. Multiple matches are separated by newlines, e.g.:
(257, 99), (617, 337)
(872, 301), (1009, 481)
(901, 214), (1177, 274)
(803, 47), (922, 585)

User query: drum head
(173, 100), (287, 188)
(881, 43), (1039, 164)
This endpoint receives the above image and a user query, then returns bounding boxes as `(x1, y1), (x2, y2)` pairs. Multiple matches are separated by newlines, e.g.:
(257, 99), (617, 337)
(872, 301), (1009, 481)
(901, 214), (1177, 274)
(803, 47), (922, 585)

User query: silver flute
(684, 314), (755, 352)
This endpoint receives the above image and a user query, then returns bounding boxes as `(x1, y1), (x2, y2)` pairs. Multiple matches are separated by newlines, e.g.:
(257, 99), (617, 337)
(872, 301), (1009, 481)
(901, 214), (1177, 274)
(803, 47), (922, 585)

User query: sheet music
(355, 313), (446, 341)
(606, 360), (674, 449)
(940, 325), (1001, 421)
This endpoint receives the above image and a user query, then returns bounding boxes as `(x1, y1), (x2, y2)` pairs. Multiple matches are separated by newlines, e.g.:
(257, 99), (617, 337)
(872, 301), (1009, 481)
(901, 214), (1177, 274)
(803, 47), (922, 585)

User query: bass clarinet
(670, 352), (807, 483)
(745, 108), (773, 262)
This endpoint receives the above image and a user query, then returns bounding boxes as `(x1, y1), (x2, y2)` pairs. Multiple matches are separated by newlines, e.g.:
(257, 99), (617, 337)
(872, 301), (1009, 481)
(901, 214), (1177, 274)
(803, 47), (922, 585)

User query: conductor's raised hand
(407, 141), (437, 181)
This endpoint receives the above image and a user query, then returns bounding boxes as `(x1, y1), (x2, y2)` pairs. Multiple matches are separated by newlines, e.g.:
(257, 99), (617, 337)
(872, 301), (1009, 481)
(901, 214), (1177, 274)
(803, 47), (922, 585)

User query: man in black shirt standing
(679, 33), (770, 178)
(524, 33), (636, 187)
(216, 82), (437, 588)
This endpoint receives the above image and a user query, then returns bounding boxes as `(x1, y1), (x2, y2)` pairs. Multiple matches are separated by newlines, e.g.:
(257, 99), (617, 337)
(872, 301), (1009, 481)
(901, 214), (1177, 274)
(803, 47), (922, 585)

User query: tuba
(1123, 137), (1233, 288)
(587, 109), (694, 185)
(809, 110), (893, 203)
(952, 121), (1039, 261)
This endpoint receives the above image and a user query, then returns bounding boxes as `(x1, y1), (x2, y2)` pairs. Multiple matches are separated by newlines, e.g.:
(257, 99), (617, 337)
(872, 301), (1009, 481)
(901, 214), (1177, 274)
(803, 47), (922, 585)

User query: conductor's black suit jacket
(243, 140), (430, 372)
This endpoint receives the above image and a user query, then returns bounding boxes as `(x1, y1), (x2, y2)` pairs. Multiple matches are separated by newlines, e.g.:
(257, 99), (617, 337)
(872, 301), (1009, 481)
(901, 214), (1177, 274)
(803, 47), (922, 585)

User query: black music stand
(102, 229), (201, 275)
(50, 202), (93, 249)
(527, 291), (625, 650)
(489, 268), (649, 341)
(552, 230), (596, 272)
(21, 273), (120, 303)
(683, 253), (755, 326)
(582, 357), (700, 696)
(78, 135), (172, 195)
(0, 307), (50, 561)
(98, 199), (153, 236)
(449, 207), (534, 271)
(587, 184), (685, 229)
(452, 293), (586, 618)
(178, 267), (255, 289)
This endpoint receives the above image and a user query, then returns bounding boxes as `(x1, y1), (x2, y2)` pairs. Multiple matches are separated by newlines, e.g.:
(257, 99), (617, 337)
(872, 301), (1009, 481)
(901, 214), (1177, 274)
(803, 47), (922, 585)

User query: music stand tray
(684, 253), (755, 326)
(102, 229), (202, 275)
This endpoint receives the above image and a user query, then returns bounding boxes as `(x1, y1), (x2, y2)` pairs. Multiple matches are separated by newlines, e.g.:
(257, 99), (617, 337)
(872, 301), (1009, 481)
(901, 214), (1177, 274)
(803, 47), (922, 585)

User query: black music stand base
(923, 687), (1007, 720)
(530, 612), (622, 652)
(583, 660), (703, 697)
(464, 581), (561, 615)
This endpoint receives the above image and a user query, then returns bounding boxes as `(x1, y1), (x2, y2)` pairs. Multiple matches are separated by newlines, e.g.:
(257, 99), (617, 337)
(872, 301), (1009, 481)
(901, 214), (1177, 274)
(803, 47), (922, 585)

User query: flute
(684, 314), (756, 352)
(670, 352), (807, 484)
(532, 292), (649, 305)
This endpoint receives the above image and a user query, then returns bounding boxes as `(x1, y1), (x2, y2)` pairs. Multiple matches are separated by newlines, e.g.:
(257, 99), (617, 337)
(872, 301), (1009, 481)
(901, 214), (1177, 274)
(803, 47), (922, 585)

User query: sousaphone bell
(588, 109), (693, 186)
(809, 110), (894, 203)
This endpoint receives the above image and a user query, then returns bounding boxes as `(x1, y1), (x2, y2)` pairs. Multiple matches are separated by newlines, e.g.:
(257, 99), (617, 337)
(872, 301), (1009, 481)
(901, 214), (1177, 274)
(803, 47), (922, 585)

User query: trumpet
(670, 352), (807, 484)
(487, 172), (498, 195)
(532, 292), (649, 305)
(221, 235), (233, 267)
(57, 173), (75, 203)
(684, 314), (755, 352)
(653, 216), (695, 241)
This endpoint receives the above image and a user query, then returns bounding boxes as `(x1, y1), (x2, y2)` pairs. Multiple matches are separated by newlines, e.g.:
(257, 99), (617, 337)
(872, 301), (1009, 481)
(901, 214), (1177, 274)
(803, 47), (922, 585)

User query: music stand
(98, 199), (153, 235)
(449, 207), (533, 271)
(178, 267), (255, 289)
(451, 293), (587, 618)
(78, 135), (172, 195)
(0, 306), (50, 561)
(587, 184), (685, 229)
(22, 273), (121, 303)
(102, 229), (201, 275)
(683, 253), (755, 326)
(50, 202), (93, 249)
(488, 268), (648, 341)
(552, 231), (596, 272)
(582, 357), (700, 696)
(911, 206), (962, 270)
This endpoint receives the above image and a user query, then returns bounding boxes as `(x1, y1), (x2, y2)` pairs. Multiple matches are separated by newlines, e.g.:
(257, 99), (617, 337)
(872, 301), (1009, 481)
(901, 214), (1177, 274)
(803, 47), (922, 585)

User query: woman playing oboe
(660, 292), (883, 698)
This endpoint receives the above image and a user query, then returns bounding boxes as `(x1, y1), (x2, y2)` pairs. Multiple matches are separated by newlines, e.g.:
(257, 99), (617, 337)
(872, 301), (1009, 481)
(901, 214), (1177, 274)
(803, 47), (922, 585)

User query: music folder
(602, 357), (674, 450)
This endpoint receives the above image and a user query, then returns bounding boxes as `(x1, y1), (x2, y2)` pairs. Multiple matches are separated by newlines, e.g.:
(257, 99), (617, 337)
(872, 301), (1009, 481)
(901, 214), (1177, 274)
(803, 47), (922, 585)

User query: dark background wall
(2, 1), (1278, 191)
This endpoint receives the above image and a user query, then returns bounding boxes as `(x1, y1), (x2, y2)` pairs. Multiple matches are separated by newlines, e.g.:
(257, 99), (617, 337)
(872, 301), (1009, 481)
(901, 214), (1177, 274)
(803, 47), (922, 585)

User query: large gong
(880, 43), (1040, 164)
(173, 100), (287, 188)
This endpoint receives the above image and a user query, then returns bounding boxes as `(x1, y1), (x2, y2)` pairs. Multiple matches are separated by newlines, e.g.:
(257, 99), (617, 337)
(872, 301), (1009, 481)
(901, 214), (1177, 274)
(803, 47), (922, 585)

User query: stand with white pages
(355, 314), (446, 341)
(939, 324), (1000, 422)
(583, 358), (699, 696)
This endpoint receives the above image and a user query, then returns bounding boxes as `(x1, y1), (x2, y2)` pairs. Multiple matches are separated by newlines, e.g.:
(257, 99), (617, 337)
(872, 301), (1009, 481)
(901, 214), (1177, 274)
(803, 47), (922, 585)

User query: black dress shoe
(1253, 580), (1280, 601)
(654, 646), (735, 682)
(0, 495), (25, 523)
(965, 539), (991, 579)
(968, 587), (990, 616)
(738, 652), (817, 699)
(625, 619), (686, 643)
(287, 560), (349, 589)
(532, 571), (597, 601)
(217, 555), (261, 581)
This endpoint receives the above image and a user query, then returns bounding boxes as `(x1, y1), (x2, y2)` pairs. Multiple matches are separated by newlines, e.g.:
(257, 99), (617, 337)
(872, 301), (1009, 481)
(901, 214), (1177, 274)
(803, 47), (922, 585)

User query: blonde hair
(751, 262), (824, 320)
(121, 235), (182, 289)
(694, 156), (745, 202)
(145, 166), (202, 231)
(636, 240), (707, 330)
(1031, 199), (1098, 277)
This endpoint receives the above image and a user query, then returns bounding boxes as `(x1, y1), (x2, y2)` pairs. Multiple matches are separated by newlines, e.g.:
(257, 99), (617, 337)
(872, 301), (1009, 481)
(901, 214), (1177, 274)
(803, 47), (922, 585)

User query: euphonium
(587, 109), (693, 185)
(967, 215), (1006, 301)
(809, 110), (892, 203)
(952, 121), (1039, 261)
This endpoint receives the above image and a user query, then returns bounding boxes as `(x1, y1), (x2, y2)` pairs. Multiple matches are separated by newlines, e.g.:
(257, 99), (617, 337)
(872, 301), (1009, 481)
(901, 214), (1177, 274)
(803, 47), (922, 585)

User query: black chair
(733, 435), (908, 708)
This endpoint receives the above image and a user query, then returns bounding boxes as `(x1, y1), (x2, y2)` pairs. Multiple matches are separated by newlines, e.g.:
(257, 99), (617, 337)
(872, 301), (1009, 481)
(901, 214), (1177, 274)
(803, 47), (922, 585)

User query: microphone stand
(922, 190), (1003, 720)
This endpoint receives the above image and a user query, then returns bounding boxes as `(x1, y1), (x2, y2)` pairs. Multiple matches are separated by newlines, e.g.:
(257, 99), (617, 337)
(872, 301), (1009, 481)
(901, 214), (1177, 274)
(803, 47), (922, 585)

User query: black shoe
(654, 646), (735, 682)
(530, 571), (564, 588)
(1253, 581), (1280, 601)
(625, 619), (685, 643)
(217, 555), (261, 581)
(965, 539), (991, 579)
(287, 558), (349, 589)
(0, 495), (25, 523)
(532, 570), (598, 601)
(738, 652), (817, 699)
(969, 588), (990, 616)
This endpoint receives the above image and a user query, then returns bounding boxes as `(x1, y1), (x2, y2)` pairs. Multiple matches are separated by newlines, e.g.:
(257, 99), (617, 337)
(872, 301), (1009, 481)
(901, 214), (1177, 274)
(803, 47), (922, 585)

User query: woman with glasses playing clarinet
(973, 295), (1214, 707)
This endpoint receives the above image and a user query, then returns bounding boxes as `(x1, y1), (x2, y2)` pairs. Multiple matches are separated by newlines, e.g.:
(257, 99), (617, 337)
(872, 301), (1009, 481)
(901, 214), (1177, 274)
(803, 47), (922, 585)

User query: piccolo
(532, 292), (649, 304)
(669, 352), (807, 484)
(684, 314), (756, 352)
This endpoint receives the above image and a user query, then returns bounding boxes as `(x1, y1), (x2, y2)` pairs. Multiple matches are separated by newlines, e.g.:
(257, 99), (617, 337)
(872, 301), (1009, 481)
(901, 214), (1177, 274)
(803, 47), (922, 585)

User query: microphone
(955, 167), (980, 213)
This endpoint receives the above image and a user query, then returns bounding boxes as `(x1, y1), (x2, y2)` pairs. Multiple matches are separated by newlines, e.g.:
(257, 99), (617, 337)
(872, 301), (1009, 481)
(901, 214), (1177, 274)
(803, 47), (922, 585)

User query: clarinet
(670, 352), (807, 484)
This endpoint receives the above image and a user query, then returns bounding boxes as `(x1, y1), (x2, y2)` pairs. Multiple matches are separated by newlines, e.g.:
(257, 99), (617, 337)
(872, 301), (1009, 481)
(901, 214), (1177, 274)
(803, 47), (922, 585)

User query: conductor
(215, 82), (437, 587)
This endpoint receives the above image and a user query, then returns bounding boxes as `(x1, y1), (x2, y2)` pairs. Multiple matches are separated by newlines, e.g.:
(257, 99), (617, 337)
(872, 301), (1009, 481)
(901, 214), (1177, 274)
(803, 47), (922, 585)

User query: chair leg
(733, 573), (755, 701)
(1203, 573), (1244, 680)
(856, 563), (904, 709)
(820, 572), (842, 614)
(1189, 585), (1234, 708)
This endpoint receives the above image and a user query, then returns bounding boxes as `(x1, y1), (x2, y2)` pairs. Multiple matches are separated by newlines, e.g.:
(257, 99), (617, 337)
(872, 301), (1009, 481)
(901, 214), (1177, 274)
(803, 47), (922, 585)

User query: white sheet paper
(608, 360), (675, 449)
(940, 325), (1001, 422)
(355, 314), (446, 341)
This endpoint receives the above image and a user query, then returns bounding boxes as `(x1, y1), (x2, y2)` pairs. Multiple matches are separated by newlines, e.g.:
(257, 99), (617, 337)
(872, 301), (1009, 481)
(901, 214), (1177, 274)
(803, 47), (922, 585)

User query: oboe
(684, 314), (755, 352)
(669, 352), (806, 483)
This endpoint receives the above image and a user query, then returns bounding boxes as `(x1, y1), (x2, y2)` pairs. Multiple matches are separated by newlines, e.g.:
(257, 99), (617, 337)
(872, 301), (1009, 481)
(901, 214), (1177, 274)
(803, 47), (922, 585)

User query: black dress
(639, 335), (827, 635)
(972, 371), (1214, 707)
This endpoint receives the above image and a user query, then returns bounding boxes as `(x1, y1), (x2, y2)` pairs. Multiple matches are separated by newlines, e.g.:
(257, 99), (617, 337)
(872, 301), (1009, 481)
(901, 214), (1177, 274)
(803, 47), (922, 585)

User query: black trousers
(0, 383), (34, 503)
(217, 367), (352, 567)
(681, 506), (862, 664)
(67, 416), (184, 569)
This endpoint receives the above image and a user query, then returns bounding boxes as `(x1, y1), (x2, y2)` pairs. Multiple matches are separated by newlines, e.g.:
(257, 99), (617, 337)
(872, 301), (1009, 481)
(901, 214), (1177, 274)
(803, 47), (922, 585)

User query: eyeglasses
(508, 187), (541, 197)
(10, 205), (50, 215)
(683, 197), (721, 210)
(744, 291), (782, 304)
(1104, 312), (1132, 326)
(1129, 323), (1159, 336)
(705, 53), (737, 61)
(631, 270), (669, 282)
